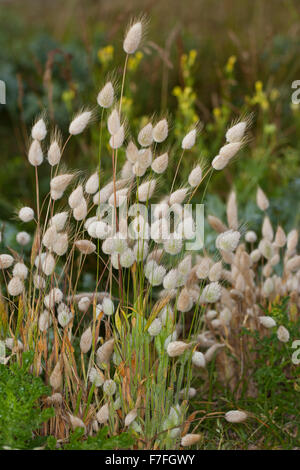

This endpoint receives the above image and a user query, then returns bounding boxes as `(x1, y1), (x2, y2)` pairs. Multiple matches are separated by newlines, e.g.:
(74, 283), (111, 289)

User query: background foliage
(0, 0), (299, 233)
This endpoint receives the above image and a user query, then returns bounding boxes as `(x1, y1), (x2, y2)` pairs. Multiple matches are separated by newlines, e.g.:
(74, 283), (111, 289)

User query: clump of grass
(0, 16), (299, 451)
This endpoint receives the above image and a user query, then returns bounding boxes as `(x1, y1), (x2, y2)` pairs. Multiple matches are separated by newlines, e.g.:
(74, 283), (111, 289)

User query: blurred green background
(0, 0), (300, 242)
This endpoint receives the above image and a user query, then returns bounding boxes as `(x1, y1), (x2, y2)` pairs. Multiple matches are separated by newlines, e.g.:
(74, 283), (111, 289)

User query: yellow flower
(128, 51), (144, 72)
(225, 55), (236, 73)
(98, 45), (114, 65)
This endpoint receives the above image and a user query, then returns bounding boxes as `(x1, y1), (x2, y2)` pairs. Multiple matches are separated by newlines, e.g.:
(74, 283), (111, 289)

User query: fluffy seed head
(39, 310), (52, 332)
(49, 361), (62, 390)
(103, 379), (116, 396)
(153, 119), (168, 143)
(169, 188), (188, 205)
(277, 325), (290, 343)
(211, 154), (229, 170)
(145, 262), (166, 286)
(78, 296), (90, 312)
(123, 21), (142, 54)
(52, 233), (68, 256)
(16, 231), (31, 246)
(8, 277), (24, 296)
(69, 415), (86, 433)
(196, 258), (210, 279)
(120, 248), (135, 268)
(69, 111), (92, 135)
(137, 179), (156, 202)
(57, 304), (73, 328)
(182, 129), (196, 149)
(51, 174), (74, 193)
(125, 409), (138, 427)
(287, 229), (298, 252)
(188, 165), (202, 187)
(259, 315), (276, 328)
(107, 109), (120, 135)
(96, 403), (109, 424)
(245, 230), (257, 243)
(216, 230), (240, 252)
(19, 206), (34, 223)
(89, 367), (104, 387)
(48, 140), (61, 166)
(69, 185), (84, 209)
(0, 254), (14, 269)
(102, 297), (114, 316)
(80, 327), (92, 353)
(262, 216), (273, 241)
(50, 212), (68, 231)
(163, 236), (182, 255)
(148, 318), (162, 336)
(75, 240), (96, 255)
(31, 118), (47, 141)
(258, 239), (274, 260)
(167, 341), (191, 357)
(13, 262), (28, 280)
(181, 434), (201, 447)
(219, 142), (241, 160)
(225, 410), (247, 423)
(274, 226), (286, 248)
(85, 172), (99, 194)
(42, 253), (56, 276)
(151, 152), (168, 174)
(226, 121), (247, 143)
(138, 122), (153, 147)
(109, 125), (125, 149)
(42, 226), (58, 250)
(73, 198), (87, 221)
(97, 81), (114, 108)
(256, 187), (269, 211)
(192, 351), (206, 368)
(201, 282), (221, 303)
(177, 287), (194, 312)
(126, 141), (139, 163)
(209, 261), (222, 282)
(163, 269), (178, 290)
(96, 338), (114, 368)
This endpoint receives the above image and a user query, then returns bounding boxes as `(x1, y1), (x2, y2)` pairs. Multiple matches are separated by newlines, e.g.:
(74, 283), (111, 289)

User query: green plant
(46, 426), (134, 450)
(0, 351), (54, 449)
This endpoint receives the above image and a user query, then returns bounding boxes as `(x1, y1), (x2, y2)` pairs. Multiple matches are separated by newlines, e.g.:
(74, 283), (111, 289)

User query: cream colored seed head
(97, 81), (114, 108)
(188, 165), (202, 187)
(181, 434), (201, 447)
(85, 172), (99, 194)
(226, 121), (246, 143)
(28, 140), (43, 166)
(69, 111), (92, 135)
(107, 109), (120, 135)
(8, 277), (24, 296)
(225, 410), (247, 423)
(123, 21), (142, 54)
(153, 119), (168, 143)
(182, 129), (196, 149)
(73, 198), (87, 221)
(109, 125), (125, 149)
(31, 118), (47, 141)
(256, 187), (269, 211)
(80, 327), (93, 354)
(0, 254), (14, 269)
(151, 152), (168, 174)
(69, 185), (84, 209)
(48, 140), (61, 166)
(138, 122), (153, 147)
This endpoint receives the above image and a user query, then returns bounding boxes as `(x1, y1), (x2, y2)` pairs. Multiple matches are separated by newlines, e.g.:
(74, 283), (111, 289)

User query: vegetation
(0, 1), (299, 451)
